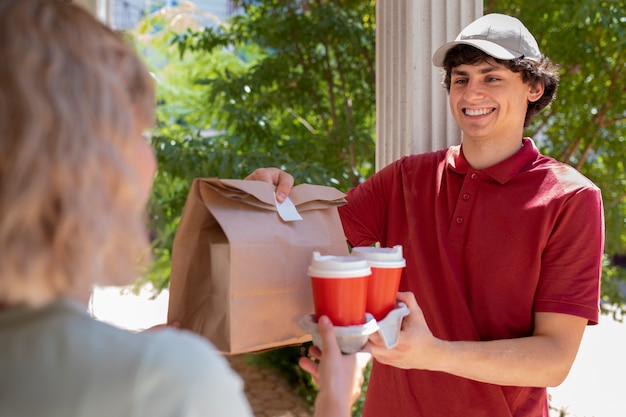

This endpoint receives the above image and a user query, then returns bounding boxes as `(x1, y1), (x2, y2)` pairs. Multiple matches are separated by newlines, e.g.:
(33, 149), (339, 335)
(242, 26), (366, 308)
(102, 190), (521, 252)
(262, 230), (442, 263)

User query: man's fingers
(396, 291), (421, 326)
(275, 171), (294, 202)
(244, 167), (275, 182)
(396, 291), (417, 307)
(245, 167), (294, 203)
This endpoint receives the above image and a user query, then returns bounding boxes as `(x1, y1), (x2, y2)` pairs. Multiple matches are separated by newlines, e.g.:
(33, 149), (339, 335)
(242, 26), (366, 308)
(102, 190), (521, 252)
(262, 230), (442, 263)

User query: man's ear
(528, 82), (545, 103)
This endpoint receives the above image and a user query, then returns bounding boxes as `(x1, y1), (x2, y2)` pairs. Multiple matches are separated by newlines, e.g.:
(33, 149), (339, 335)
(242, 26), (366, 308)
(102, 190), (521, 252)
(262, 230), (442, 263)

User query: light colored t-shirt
(0, 298), (254, 417)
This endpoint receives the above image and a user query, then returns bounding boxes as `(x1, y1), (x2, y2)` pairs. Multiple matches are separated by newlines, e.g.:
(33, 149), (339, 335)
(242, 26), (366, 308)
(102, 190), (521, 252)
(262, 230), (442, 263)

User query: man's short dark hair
(441, 44), (560, 127)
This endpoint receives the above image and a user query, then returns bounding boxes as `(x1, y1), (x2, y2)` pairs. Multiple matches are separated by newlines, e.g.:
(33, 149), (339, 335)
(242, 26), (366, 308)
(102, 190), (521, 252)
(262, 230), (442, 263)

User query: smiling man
(248, 13), (604, 417)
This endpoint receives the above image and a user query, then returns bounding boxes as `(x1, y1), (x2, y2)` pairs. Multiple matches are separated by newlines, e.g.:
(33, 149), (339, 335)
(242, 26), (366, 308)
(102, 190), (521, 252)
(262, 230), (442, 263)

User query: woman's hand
(299, 316), (372, 417)
(144, 321), (180, 331)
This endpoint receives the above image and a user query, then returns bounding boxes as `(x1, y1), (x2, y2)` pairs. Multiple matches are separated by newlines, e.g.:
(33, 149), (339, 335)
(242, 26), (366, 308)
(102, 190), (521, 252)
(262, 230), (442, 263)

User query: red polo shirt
(339, 138), (604, 417)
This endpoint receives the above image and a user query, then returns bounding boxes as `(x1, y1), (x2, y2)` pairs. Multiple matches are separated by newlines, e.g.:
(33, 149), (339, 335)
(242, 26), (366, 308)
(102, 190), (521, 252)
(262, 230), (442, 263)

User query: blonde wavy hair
(0, 0), (155, 306)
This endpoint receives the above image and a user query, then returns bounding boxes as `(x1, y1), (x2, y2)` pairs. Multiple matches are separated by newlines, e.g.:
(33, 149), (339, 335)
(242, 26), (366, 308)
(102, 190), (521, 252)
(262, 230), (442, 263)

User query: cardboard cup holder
(298, 313), (378, 354)
(375, 302), (410, 349)
(298, 302), (410, 353)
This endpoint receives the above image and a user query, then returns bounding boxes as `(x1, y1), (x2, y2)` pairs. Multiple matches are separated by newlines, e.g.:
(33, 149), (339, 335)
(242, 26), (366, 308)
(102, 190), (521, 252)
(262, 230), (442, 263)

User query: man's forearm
(430, 313), (587, 387)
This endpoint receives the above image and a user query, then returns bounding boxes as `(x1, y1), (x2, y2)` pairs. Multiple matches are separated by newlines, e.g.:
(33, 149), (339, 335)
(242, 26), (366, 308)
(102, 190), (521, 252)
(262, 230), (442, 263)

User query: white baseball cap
(432, 13), (542, 67)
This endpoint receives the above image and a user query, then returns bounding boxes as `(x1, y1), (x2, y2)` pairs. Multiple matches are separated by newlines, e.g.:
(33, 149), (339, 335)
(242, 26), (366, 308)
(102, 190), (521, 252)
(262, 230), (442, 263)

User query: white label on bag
(274, 193), (303, 221)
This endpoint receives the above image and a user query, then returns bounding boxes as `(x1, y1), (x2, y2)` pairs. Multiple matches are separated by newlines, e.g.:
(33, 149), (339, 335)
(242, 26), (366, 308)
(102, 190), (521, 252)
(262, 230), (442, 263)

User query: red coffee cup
(351, 245), (406, 321)
(307, 251), (371, 326)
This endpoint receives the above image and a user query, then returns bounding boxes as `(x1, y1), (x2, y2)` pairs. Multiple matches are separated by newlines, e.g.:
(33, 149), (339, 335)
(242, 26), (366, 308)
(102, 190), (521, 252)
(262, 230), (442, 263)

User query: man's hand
(245, 167), (294, 203)
(366, 291), (587, 388)
(366, 292), (443, 370)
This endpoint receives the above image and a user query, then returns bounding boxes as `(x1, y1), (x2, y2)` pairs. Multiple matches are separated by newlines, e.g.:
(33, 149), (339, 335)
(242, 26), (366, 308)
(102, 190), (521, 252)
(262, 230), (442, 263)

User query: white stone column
(375, 0), (483, 170)
(72, 0), (111, 25)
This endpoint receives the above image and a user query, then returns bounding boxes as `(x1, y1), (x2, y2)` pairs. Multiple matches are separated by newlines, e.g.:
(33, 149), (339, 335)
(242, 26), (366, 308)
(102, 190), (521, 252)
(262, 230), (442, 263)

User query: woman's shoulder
(133, 328), (254, 416)
(51, 300), (241, 390)
(139, 327), (228, 373)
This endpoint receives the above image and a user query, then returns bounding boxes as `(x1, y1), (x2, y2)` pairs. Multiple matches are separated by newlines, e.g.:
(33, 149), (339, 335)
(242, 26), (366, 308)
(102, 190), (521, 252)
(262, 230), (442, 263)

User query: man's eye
(453, 79), (467, 84)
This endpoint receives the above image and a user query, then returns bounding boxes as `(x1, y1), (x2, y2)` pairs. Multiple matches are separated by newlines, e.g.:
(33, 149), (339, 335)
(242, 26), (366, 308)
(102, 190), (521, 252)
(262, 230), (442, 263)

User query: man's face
(448, 59), (542, 144)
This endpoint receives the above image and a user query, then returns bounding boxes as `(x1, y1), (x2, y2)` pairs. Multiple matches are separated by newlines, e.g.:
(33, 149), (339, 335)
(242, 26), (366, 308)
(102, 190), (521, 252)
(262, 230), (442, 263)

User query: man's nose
(464, 79), (485, 99)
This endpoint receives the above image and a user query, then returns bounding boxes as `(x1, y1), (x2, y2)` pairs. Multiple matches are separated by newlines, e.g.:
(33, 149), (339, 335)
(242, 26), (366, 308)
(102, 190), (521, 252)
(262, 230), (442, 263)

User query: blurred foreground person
(0, 1), (369, 416)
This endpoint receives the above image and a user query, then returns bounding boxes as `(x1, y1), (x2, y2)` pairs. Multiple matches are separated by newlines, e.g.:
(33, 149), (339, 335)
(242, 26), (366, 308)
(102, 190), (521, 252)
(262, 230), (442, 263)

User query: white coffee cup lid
(350, 245), (406, 268)
(307, 251), (371, 278)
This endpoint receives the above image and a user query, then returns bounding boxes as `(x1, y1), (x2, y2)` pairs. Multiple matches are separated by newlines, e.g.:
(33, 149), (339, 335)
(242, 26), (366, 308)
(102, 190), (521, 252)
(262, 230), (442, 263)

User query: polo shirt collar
(447, 137), (539, 184)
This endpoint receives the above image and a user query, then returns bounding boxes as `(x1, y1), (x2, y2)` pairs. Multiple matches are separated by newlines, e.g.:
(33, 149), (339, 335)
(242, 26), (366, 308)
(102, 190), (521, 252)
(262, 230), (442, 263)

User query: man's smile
(464, 107), (495, 116)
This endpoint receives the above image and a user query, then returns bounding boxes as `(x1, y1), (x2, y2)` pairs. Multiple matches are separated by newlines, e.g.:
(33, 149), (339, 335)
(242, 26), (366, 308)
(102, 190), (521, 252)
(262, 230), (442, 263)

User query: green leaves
(136, 0), (625, 313)
(132, 0), (376, 292)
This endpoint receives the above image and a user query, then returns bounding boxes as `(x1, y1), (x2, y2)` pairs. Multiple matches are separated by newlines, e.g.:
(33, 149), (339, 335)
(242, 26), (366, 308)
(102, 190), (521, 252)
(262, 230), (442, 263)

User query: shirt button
(471, 173), (479, 180)
(462, 193), (470, 200)
(456, 217), (464, 224)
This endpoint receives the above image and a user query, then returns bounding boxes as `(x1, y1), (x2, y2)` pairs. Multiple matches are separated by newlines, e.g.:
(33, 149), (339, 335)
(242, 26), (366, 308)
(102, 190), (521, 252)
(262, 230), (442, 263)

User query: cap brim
(432, 39), (522, 67)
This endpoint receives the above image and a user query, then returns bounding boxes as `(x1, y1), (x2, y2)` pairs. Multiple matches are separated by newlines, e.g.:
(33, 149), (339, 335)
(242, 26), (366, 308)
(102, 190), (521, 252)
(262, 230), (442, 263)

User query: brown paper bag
(167, 178), (349, 354)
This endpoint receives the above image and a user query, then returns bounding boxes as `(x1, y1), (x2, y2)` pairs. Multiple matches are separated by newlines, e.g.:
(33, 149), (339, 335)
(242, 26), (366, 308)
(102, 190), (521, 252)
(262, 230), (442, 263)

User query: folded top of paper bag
(201, 178), (347, 212)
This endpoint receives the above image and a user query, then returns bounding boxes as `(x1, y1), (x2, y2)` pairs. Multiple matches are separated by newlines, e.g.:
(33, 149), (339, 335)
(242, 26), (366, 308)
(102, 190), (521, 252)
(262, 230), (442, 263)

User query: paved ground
(226, 355), (313, 417)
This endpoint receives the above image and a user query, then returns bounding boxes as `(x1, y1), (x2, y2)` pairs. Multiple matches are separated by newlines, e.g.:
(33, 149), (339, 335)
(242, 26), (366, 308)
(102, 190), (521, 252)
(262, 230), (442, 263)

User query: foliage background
(132, 0), (625, 414)
(134, 0), (376, 294)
